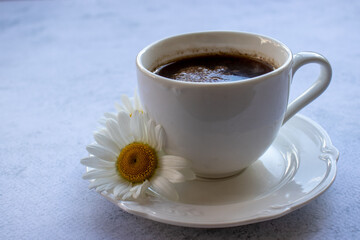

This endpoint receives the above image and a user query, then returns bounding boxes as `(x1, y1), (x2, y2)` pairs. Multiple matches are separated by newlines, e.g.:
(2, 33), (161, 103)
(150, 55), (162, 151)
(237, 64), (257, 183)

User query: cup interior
(137, 31), (291, 79)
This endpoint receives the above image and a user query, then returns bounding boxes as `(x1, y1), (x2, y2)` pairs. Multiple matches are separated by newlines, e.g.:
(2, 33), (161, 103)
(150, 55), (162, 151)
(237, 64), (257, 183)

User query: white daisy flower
(81, 109), (195, 201)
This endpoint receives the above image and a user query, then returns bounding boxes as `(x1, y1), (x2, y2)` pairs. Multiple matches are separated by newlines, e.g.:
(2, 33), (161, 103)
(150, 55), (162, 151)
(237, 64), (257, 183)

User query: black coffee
(153, 54), (275, 83)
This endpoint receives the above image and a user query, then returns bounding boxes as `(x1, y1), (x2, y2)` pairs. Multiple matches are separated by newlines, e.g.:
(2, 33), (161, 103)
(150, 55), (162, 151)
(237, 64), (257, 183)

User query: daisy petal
(97, 112), (116, 127)
(86, 144), (117, 162)
(94, 184), (109, 192)
(81, 156), (115, 169)
(130, 111), (142, 141)
(94, 132), (120, 154)
(138, 113), (147, 142)
(155, 124), (165, 151)
(98, 117), (107, 126)
(177, 168), (196, 181)
(117, 111), (133, 144)
(142, 179), (151, 193)
(115, 102), (125, 112)
(134, 91), (142, 111)
(146, 119), (157, 148)
(113, 183), (131, 197)
(121, 95), (134, 113)
(150, 176), (179, 201)
(122, 190), (134, 200)
(160, 155), (191, 169)
(137, 180), (151, 199)
(119, 182), (132, 194)
(141, 112), (150, 125)
(95, 182), (117, 192)
(106, 119), (127, 148)
(141, 113), (151, 142)
(130, 184), (144, 199)
(96, 128), (111, 138)
(104, 112), (117, 121)
(82, 169), (117, 180)
(155, 169), (186, 183)
(88, 176), (119, 189)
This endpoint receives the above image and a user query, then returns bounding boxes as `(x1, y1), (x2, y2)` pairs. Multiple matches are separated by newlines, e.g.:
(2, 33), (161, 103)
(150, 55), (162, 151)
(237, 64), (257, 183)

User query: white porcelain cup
(136, 31), (332, 178)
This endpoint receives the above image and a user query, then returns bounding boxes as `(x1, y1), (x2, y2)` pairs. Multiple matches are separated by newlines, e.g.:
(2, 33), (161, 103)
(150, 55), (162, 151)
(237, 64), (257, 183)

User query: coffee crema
(153, 54), (275, 83)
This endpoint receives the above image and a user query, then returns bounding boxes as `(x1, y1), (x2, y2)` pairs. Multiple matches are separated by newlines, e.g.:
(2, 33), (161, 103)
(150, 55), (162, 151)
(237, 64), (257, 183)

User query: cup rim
(136, 31), (293, 86)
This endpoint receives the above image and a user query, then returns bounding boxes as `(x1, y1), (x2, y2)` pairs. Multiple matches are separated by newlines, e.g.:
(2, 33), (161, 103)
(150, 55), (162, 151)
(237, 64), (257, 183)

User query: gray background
(1, 0), (359, 239)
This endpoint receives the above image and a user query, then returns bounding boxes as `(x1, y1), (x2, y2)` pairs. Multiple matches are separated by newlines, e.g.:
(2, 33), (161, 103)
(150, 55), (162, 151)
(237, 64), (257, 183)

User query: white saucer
(99, 114), (339, 228)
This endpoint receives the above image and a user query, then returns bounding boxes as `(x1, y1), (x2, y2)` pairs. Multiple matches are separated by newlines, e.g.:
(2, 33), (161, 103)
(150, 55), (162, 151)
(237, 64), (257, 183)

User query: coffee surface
(153, 54), (274, 83)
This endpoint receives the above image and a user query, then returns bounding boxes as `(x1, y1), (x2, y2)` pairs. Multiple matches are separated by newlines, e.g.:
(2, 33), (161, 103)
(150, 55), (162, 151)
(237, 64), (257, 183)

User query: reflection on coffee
(153, 54), (275, 83)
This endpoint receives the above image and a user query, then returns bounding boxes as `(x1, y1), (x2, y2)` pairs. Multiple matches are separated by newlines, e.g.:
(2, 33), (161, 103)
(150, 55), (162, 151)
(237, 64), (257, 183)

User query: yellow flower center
(116, 142), (157, 183)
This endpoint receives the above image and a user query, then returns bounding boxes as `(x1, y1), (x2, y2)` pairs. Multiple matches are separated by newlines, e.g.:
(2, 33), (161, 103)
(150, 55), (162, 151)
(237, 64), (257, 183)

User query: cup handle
(282, 52), (332, 124)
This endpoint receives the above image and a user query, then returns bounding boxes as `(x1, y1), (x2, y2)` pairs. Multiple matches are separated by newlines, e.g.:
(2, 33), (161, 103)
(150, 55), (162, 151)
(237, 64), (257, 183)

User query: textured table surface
(1, 1), (359, 239)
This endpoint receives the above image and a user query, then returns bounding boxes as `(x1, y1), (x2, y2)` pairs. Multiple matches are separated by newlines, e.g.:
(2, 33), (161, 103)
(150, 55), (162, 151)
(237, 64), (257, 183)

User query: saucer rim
(97, 114), (339, 228)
